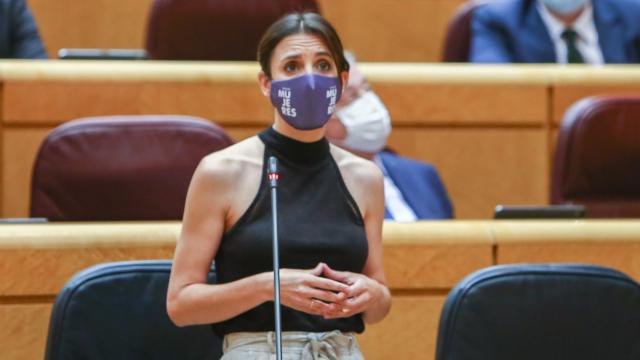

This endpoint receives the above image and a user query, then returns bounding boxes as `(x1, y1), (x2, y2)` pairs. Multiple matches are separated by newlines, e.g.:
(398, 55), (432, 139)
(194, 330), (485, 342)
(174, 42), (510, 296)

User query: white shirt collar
(536, 0), (603, 64)
(537, 1), (597, 46)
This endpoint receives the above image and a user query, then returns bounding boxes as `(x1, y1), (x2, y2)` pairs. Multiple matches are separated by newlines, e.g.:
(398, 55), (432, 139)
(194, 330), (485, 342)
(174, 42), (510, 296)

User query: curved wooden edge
(1, 220), (639, 295)
(0, 221), (180, 249)
(383, 220), (493, 245)
(492, 220), (640, 243)
(0, 220), (496, 249)
(1, 61), (640, 85)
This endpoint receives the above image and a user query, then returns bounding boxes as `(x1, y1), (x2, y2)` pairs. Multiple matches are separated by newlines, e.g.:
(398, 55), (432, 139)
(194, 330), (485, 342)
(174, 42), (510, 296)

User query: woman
(167, 12), (390, 360)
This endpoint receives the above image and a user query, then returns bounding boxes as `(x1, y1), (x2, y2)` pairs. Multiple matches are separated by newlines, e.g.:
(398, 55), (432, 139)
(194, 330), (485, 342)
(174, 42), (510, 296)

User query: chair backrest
(441, 1), (487, 62)
(45, 260), (221, 360)
(145, 0), (320, 60)
(551, 96), (640, 217)
(30, 115), (234, 221)
(435, 264), (640, 360)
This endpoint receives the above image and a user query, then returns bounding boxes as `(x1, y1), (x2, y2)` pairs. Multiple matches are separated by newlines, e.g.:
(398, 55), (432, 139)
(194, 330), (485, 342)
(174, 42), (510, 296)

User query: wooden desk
(1, 62), (640, 220)
(494, 220), (640, 277)
(1, 220), (639, 360)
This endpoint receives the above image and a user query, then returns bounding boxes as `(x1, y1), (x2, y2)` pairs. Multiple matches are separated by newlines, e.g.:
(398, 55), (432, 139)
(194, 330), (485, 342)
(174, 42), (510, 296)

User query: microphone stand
(268, 156), (283, 360)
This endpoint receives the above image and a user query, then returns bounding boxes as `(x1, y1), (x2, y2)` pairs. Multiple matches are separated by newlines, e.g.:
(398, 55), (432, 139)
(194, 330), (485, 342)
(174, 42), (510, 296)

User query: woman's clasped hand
(279, 262), (385, 319)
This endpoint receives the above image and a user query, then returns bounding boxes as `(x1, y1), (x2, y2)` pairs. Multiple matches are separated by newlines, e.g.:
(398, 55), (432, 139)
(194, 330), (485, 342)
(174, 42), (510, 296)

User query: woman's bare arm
(323, 153), (391, 324)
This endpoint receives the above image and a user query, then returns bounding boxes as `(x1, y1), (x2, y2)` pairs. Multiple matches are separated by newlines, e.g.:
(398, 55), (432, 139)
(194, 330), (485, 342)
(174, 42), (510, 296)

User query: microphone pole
(267, 156), (283, 360)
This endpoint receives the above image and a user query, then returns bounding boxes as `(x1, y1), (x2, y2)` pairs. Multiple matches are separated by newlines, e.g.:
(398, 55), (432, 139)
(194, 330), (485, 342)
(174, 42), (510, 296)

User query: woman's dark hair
(257, 12), (350, 80)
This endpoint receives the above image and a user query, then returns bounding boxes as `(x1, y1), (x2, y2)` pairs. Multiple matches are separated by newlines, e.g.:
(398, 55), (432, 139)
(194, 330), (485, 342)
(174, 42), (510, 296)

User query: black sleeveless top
(212, 127), (368, 336)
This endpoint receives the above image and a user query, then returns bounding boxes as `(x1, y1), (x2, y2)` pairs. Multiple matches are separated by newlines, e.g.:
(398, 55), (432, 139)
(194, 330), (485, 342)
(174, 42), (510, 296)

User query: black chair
(45, 260), (221, 360)
(435, 264), (640, 360)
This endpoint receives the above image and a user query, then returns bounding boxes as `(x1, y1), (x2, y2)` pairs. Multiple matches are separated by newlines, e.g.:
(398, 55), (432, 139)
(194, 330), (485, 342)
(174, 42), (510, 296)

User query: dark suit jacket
(0, 0), (47, 58)
(470, 0), (640, 63)
(379, 151), (454, 220)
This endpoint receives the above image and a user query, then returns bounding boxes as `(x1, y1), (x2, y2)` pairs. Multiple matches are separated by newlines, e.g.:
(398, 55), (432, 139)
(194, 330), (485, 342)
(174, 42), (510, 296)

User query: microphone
(267, 156), (283, 360)
(268, 156), (279, 188)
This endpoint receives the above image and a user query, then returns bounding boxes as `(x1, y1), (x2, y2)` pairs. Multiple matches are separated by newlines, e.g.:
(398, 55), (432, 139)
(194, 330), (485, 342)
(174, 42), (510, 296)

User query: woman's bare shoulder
(199, 136), (264, 177)
(329, 145), (384, 219)
(329, 144), (383, 185)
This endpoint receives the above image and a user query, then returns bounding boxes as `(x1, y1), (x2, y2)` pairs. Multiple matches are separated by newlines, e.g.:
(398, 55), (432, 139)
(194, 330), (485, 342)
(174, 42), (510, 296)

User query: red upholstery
(145, 0), (319, 60)
(441, 1), (487, 62)
(551, 96), (640, 218)
(30, 116), (234, 221)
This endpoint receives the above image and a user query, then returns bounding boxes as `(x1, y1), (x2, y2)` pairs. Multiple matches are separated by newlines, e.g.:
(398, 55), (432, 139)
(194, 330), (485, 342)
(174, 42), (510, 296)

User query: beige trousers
(221, 330), (365, 360)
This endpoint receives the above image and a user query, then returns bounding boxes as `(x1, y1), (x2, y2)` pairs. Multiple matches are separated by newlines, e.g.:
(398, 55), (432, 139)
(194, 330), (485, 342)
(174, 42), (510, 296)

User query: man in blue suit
(326, 56), (454, 221)
(0, 0), (47, 59)
(470, 0), (640, 63)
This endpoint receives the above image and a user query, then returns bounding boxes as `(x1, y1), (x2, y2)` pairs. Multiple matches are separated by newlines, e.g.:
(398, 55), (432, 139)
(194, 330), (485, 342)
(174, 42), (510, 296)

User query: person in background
(470, 0), (640, 64)
(0, 0), (47, 59)
(326, 54), (454, 221)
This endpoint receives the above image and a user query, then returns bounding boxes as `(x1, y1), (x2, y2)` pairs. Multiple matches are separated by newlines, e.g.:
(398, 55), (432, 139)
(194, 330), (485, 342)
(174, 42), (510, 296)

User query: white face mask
(336, 90), (391, 153)
(540, 0), (587, 15)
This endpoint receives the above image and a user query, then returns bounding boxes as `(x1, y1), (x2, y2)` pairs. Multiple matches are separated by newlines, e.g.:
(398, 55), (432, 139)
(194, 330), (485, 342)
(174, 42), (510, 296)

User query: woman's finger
(306, 287), (346, 303)
(333, 292), (370, 318)
(306, 262), (325, 276)
(306, 276), (350, 293)
(307, 298), (337, 316)
(344, 278), (368, 297)
(321, 265), (354, 284)
(322, 290), (372, 319)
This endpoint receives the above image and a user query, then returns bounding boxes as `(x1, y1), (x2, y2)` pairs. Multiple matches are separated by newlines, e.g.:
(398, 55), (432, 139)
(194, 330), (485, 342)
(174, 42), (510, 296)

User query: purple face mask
(269, 73), (342, 130)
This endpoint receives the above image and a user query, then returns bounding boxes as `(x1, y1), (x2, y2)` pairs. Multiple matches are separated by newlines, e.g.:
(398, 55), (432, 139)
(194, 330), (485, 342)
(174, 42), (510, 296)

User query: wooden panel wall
(389, 127), (548, 218)
(0, 62), (545, 219)
(2, 63), (640, 219)
(552, 85), (640, 124)
(2, 128), (48, 216)
(27, 0), (154, 57)
(0, 304), (52, 360)
(319, 0), (466, 61)
(494, 221), (640, 277)
(27, 0), (464, 62)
